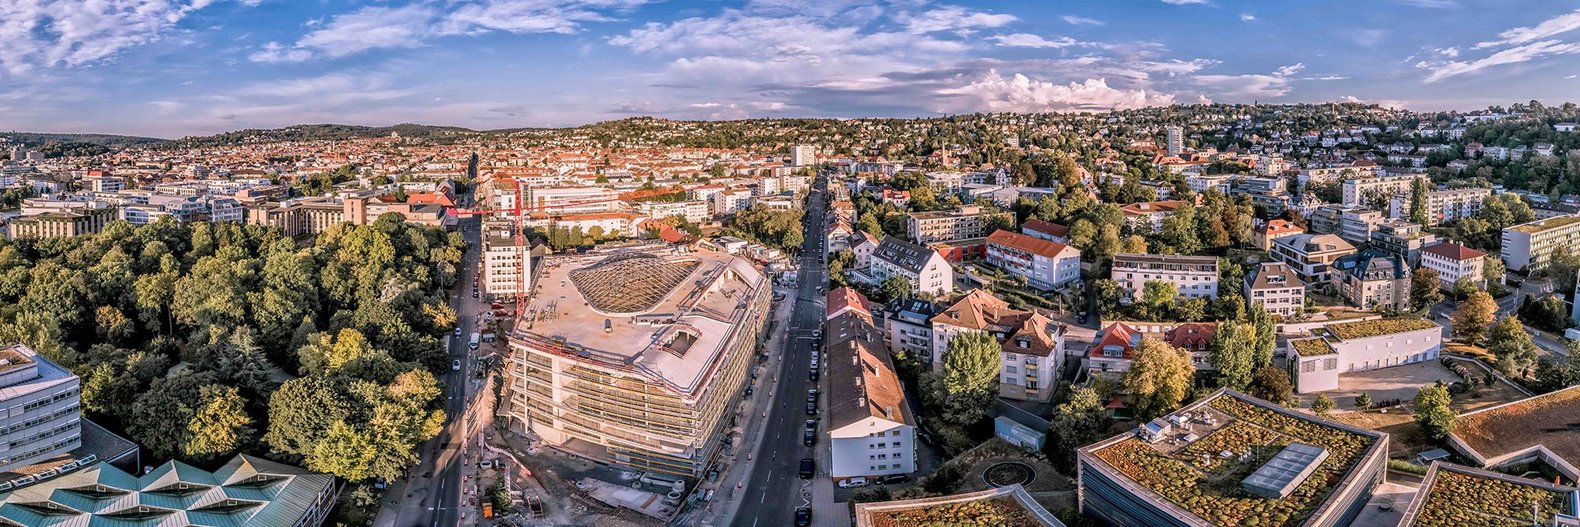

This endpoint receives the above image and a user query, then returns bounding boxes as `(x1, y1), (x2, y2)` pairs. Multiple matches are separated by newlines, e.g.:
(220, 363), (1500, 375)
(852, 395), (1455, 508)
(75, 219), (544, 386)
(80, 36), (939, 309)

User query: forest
(0, 213), (464, 486)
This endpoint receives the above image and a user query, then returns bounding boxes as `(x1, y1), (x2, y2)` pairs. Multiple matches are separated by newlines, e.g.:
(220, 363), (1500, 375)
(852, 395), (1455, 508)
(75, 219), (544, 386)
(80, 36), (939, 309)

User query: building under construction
(507, 242), (770, 478)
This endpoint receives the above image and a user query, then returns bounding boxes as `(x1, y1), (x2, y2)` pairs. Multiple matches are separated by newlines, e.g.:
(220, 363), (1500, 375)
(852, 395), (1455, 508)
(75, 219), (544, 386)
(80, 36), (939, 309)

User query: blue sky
(6, 0), (1580, 137)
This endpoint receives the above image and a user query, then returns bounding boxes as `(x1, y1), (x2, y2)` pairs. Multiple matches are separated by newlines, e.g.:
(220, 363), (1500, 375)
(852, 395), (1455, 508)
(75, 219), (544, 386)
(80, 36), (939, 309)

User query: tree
(1409, 176), (1430, 224)
(1354, 392), (1373, 411)
(1410, 268), (1443, 310)
(1246, 306), (1277, 370)
(1093, 279), (1123, 317)
(1122, 338), (1195, 421)
(1249, 366), (1294, 406)
(1535, 341), (1580, 392)
(1482, 256), (1505, 291)
(1139, 280), (1177, 321)
(940, 331), (1000, 426)
(266, 376), (350, 460)
(1451, 290), (1498, 344)
(1207, 322), (1256, 390)
(1486, 316), (1539, 377)
(1414, 381), (1457, 442)
(184, 385), (253, 461)
(880, 276), (912, 303)
(1043, 387), (1109, 470)
(1310, 393), (1335, 417)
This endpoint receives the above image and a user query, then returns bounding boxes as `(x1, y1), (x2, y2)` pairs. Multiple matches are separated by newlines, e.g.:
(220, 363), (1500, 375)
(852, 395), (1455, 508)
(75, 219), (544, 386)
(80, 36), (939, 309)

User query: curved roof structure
(568, 253), (700, 314)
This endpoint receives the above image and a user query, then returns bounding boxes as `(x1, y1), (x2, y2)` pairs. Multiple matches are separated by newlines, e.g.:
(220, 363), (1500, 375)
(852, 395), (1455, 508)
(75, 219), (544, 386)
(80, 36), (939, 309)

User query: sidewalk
(694, 285), (798, 527)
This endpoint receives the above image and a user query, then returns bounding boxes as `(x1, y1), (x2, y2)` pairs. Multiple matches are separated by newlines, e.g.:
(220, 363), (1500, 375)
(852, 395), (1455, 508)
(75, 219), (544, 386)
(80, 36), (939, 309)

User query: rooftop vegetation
(1412, 469), (1570, 527)
(1325, 318), (1438, 340)
(868, 496), (1044, 527)
(1289, 338), (1335, 357)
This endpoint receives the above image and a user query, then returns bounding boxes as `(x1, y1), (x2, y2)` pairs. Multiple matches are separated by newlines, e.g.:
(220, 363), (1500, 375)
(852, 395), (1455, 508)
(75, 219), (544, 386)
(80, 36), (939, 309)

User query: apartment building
(790, 145), (817, 167)
(1244, 262), (1306, 317)
(81, 174), (125, 192)
(1368, 219), (1437, 265)
(1110, 253), (1219, 302)
(1251, 219), (1304, 251)
(1388, 187), (1490, 225)
(1119, 200), (1187, 234)
(928, 290), (1064, 400)
(905, 206), (1013, 244)
(1334, 250), (1412, 311)
(869, 236), (954, 297)
(1501, 215), (1580, 272)
(1020, 219), (1070, 244)
(1419, 242), (1486, 290)
(507, 245), (770, 478)
(526, 185), (616, 214)
(1087, 321), (1216, 379)
(1270, 233), (1358, 286)
(1341, 174), (1426, 207)
(1165, 125), (1184, 157)
(1288, 318), (1441, 393)
(635, 200), (709, 224)
(984, 230), (1081, 291)
(710, 189), (754, 216)
(825, 288), (916, 480)
(0, 344), (81, 472)
(1337, 208), (1386, 246)
(481, 221), (529, 303)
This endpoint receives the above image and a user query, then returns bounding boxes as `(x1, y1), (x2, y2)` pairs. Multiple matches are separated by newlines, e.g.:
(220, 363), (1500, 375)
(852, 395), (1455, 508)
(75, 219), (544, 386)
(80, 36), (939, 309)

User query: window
(1301, 361), (1316, 373)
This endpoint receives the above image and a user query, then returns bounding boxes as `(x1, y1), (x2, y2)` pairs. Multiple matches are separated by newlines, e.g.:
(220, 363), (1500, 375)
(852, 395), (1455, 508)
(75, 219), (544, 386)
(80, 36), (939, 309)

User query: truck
(469, 332), (480, 350)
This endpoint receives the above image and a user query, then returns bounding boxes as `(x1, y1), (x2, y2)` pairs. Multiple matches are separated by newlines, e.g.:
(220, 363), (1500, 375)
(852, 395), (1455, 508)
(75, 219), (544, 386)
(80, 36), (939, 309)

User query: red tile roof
(1022, 218), (1069, 237)
(826, 287), (871, 319)
(986, 229), (1073, 260)
(1421, 242), (1486, 261)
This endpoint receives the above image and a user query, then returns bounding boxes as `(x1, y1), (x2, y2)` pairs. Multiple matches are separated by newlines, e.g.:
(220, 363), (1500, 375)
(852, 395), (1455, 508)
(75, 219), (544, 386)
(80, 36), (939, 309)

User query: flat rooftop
(1400, 462), (1578, 527)
(516, 243), (766, 394)
(1509, 214), (1580, 234)
(1082, 389), (1384, 527)
(854, 484), (1064, 527)
(1323, 318), (1439, 340)
(1452, 385), (1580, 472)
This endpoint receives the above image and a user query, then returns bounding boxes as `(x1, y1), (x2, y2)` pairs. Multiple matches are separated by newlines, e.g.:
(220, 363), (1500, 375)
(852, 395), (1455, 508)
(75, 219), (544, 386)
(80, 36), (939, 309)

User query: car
(809, 369), (819, 381)
(744, 385), (754, 397)
(454, 327), (463, 336)
(803, 428), (815, 446)
(875, 474), (911, 485)
(798, 458), (814, 479)
(805, 402), (817, 415)
(804, 419), (817, 432)
(806, 389), (818, 403)
(471, 291), (478, 298)
(794, 507), (811, 527)
(837, 477), (868, 488)
(451, 359), (462, 372)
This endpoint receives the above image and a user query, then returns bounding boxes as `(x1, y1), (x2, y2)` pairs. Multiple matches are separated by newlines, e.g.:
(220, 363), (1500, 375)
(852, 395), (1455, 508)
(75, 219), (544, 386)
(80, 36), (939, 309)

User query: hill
(2, 132), (168, 149)
(166, 123), (481, 147)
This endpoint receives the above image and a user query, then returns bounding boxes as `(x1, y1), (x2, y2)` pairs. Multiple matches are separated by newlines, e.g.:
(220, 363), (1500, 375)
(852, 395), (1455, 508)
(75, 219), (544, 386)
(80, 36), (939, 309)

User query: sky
(7, 0), (1580, 137)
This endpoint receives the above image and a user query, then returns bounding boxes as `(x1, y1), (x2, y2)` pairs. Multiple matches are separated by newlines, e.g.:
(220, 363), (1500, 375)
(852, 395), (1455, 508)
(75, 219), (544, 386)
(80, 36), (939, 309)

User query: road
(1428, 274), (1572, 357)
(374, 191), (487, 527)
(732, 174), (830, 527)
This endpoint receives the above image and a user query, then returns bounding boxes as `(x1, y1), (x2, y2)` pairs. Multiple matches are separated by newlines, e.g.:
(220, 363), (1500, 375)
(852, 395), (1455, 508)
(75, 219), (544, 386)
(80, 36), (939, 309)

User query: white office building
(1110, 254), (1219, 302)
(0, 344), (81, 472)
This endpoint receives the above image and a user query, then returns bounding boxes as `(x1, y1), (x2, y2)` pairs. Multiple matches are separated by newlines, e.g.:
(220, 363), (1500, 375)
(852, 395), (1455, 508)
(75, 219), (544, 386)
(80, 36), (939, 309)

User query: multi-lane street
(732, 174), (831, 527)
(374, 193), (487, 527)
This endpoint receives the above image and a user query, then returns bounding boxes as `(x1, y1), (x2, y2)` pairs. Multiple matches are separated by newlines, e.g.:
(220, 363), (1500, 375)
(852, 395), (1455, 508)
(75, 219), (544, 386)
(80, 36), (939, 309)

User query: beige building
(905, 206), (1013, 244)
(1244, 262), (1306, 317)
(928, 290), (1064, 401)
(1251, 219), (1303, 251)
(1270, 233), (1357, 286)
(507, 244), (770, 478)
(1341, 174), (1426, 207)
(1388, 187), (1490, 225)
(1333, 251), (1412, 311)
(1110, 253), (1219, 302)
(6, 207), (116, 239)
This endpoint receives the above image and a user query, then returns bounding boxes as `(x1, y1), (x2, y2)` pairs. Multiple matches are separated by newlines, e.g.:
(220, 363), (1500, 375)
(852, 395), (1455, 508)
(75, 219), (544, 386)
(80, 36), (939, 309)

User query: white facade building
(984, 230), (1080, 291)
(1289, 319), (1442, 393)
(1110, 254), (1219, 302)
(482, 221), (529, 303)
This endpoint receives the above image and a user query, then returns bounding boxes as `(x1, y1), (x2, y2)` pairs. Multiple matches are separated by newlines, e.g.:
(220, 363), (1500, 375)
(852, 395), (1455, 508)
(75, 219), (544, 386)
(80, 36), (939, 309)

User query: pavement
(730, 173), (851, 527)
(373, 202), (490, 527)
(1429, 274), (1572, 358)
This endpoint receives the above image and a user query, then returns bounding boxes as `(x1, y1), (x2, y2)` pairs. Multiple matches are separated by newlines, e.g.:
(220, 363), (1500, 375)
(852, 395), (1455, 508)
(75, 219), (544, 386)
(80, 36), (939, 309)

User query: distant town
(3, 101), (1580, 527)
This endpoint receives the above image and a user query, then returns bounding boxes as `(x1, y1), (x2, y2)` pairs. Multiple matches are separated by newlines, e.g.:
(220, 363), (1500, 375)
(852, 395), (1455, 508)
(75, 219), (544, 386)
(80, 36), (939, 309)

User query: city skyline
(8, 0), (1580, 136)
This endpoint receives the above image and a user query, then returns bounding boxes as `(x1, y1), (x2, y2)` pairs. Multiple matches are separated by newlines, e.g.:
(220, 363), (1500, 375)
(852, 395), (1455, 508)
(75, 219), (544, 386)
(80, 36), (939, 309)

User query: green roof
(1509, 215), (1580, 234)
(1325, 318), (1439, 340)
(1290, 338), (1335, 357)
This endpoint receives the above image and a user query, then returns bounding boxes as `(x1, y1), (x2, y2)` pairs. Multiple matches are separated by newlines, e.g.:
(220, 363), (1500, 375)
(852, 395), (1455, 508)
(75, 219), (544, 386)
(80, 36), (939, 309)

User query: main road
(732, 174), (831, 527)
(374, 191), (486, 527)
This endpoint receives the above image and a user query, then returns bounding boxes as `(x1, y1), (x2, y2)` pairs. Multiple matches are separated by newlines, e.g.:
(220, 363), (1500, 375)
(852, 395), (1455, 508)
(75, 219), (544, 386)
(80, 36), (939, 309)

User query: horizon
(7, 1), (1580, 137)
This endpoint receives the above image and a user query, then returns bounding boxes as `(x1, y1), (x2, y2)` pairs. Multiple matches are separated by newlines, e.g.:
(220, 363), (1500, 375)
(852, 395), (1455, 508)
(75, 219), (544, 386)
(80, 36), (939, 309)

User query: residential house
(984, 230), (1081, 291)
(1333, 250), (1412, 311)
(928, 290), (1064, 400)
(869, 236), (954, 296)
(1270, 233), (1357, 287)
(1251, 219), (1304, 251)
(1087, 321), (1217, 379)
(1110, 254), (1219, 303)
(1420, 242), (1486, 290)
(1244, 262), (1306, 317)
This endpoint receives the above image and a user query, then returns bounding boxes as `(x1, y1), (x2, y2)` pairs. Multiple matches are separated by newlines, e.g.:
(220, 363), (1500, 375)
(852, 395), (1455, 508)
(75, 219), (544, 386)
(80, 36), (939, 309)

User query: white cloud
(252, 0), (656, 62)
(898, 6), (1015, 34)
(1161, 0), (1209, 5)
(1193, 73), (1293, 99)
(0, 0), (234, 76)
(1434, 47), (1460, 58)
(1239, 13), (1256, 22)
(1138, 59), (1218, 77)
(1061, 15), (1103, 26)
(1274, 63), (1305, 77)
(989, 34), (1083, 49)
(939, 70), (1175, 113)
(1475, 7), (1580, 49)
(1420, 39), (1580, 82)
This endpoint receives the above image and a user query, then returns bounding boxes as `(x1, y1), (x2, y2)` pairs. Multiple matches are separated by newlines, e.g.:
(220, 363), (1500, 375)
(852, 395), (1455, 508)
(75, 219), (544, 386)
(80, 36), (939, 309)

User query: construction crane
(449, 180), (713, 307)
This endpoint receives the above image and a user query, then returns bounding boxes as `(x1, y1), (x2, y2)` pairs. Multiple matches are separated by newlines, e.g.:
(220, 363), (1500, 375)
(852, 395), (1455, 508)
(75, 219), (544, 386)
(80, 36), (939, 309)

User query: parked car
(876, 474), (911, 485)
(744, 385), (754, 397)
(809, 369), (819, 382)
(794, 507), (811, 527)
(805, 402), (817, 415)
(837, 477), (868, 488)
(806, 389), (818, 403)
(454, 327), (463, 336)
(798, 458), (814, 479)
(803, 428), (815, 446)
(451, 359), (462, 372)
